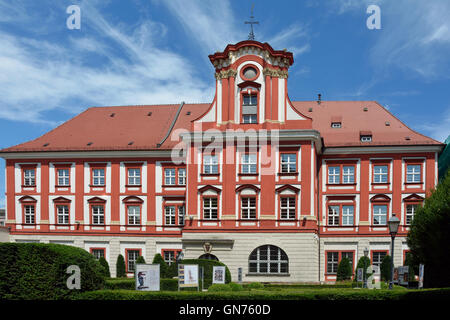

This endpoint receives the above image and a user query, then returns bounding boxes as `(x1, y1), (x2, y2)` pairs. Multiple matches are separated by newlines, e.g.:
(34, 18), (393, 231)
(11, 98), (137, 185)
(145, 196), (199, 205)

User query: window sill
(55, 185), (71, 188)
(162, 184), (186, 188)
(326, 183), (357, 186)
(238, 173), (258, 176)
(200, 173), (220, 177)
(89, 185), (105, 187)
(125, 185), (142, 188)
(21, 185), (36, 188)
(246, 273), (290, 277)
(371, 182), (390, 185)
(404, 182), (423, 185)
(278, 172), (299, 176)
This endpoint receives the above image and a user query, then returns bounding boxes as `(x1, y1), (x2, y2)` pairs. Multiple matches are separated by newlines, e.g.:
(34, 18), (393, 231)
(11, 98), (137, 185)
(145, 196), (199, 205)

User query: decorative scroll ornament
(262, 67), (289, 79)
(214, 69), (238, 80)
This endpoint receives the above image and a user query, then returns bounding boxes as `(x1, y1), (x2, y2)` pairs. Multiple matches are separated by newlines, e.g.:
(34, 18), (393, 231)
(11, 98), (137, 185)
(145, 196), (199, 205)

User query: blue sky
(0, 0), (449, 207)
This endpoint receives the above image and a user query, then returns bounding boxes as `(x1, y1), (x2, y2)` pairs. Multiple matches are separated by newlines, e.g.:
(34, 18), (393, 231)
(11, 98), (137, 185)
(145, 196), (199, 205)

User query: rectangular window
(127, 168), (141, 185)
(342, 205), (354, 225)
(372, 252), (387, 269)
(203, 198), (218, 220)
(57, 205), (69, 224)
(327, 252), (339, 274)
(406, 204), (418, 225)
(203, 155), (219, 174)
(24, 205), (35, 224)
(92, 205), (105, 225)
(241, 154), (257, 174)
(280, 197), (296, 220)
(92, 168), (105, 186)
(178, 206), (185, 226)
(178, 168), (186, 185)
(241, 197), (256, 219)
(342, 166), (355, 184)
(127, 206), (141, 225)
(328, 205), (340, 226)
(127, 250), (140, 272)
(331, 122), (342, 128)
(91, 249), (105, 260)
(328, 166), (340, 184)
(374, 165), (388, 183)
(280, 154), (297, 173)
(164, 168), (176, 185)
(23, 169), (36, 186)
(165, 206), (176, 225)
(242, 94), (257, 124)
(406, 164), (421, 183)
(360, 135), (372, 142)
(57, 169), (70, 186)
(163, 250), (180, 266)
(373, 205), (387, 225)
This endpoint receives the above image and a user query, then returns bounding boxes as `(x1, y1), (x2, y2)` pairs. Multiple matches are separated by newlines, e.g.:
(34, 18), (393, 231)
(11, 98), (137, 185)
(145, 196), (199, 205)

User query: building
(0, 40), (444, 282)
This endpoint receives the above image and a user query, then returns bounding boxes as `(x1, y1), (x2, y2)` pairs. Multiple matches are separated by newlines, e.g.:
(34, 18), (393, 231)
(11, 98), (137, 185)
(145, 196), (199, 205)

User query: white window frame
(203, 197), (218, 220)
(374, 165), (388, 183)
(127, 168), (141, 186)
(164, 168), (176, 185)
(342, 166), (355, 184)
(24, 205), (35, 224)
(373, 205), (387, 225)
(203, 155), (219, 174)
(406, 204), (418, 225)
(280, 153), (297, 173)
(328, 166), (340, 184)
(328, 205), (340, 226)
(178, 205), (185, 226)
(165, 206), (176, 225)
(406, 164), (421, 183)
(92, 169), (105, 186)
(241, 197), (256, 219)
(127, 205), (141, 225)
(248, 245), (289, 274)
(241, 153), (257, 174)
(280, 197), (296, 220)
(24, 169), (36, 186)
(57, 169), (70, 186)
(327, 252), (339, 274)
(92, 205), (105, 225)
(342, 205), (354, 225)
(178, 168), (186, 185)
(57, 205), (69, 225)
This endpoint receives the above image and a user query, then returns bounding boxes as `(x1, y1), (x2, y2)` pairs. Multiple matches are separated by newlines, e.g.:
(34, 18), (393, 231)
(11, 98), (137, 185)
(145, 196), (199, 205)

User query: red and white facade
(0, 40), (444, 282)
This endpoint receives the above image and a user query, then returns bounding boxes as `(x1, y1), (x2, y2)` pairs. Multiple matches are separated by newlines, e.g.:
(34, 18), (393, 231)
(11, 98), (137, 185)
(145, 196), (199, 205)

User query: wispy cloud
(0, 0), (213, 125)
(416, 106), (450, 143)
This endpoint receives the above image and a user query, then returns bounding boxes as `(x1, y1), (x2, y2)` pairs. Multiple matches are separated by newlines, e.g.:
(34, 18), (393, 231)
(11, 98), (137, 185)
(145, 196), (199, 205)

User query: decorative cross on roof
(244, 4), (259, 40)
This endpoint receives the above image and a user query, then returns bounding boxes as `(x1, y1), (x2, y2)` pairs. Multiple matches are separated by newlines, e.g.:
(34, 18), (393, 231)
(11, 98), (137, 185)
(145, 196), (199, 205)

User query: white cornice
(0, 150), (173, 159)
(323, 145), (444, 155)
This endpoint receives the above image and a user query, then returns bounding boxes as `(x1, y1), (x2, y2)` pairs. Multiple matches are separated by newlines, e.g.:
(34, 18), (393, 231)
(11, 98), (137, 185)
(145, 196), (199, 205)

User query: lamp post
(363, 247), (369, 288)
(388, 214), (400, 290)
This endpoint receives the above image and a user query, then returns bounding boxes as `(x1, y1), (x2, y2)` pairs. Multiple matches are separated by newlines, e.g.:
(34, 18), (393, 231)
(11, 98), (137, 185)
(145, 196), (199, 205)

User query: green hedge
(0, 243), (105, 300)
(75, 288), (450, 300)
(105, 278), (178, 291)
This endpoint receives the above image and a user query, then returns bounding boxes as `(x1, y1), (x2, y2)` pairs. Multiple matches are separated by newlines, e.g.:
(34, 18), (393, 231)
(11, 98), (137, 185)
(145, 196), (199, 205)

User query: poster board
(179, 264), (199, 288)
(356, 268), (363, 282)
(135, 264), (160, 291)
(212, 266), (226, 284)
(419, 264), (424, 289)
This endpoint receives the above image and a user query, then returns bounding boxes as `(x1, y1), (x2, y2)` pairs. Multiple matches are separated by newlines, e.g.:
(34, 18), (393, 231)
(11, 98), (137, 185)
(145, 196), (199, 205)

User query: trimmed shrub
(0, 243), (105, 300)
(246, 282), (264, 290)
(105, 278), (178, 291)
(404, 252), (418, 282)
(98, 257), (110, 278)
(229, 282), (245, 291)
(152, 254), (169, 278)
(380, 255), (392, 282)
(336, 257), (352, 281)
(116, 254), (126, 278)
(136, 256), (146, 264)
(167, 260), (178, 278)
(179, 259), (231, 289)
(208, 284), (232, 292)
(354, 256), (372, 282)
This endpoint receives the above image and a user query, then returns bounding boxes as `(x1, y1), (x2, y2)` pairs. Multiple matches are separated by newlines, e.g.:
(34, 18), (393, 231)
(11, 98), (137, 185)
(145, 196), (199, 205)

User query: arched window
(248, 245), (288, 274)
(198, 254), (219, 261)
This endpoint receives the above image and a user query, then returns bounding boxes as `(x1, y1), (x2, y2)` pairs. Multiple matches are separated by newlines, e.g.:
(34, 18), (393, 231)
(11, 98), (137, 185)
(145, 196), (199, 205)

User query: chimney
(317, 93), (321, 105)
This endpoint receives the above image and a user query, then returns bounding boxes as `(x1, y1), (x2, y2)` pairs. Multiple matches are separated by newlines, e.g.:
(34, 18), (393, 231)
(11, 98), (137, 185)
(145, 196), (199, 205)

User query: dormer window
(331, 122), (342, 128)
(360, 135), (372, 142)
(242, 94), (257, 124)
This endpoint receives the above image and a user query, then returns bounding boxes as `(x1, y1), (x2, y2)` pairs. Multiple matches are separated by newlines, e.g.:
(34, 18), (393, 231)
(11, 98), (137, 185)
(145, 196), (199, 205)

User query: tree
(407, 169), (450, 288)
(136, 256), (146, 264)
(152, 254), (168, 278)
(116, 254), (126, 278)
(98, 257), (110, 278)
(354, 256), (371, 283)
(404, 252), (417, 282)
(380, 255), (392, 282)
(336, 257), (352, 281)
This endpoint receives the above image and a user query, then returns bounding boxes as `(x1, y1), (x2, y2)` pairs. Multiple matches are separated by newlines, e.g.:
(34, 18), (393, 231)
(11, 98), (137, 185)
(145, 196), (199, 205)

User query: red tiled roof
(291, 101), (443, 147)
(0, 101), (442, 153)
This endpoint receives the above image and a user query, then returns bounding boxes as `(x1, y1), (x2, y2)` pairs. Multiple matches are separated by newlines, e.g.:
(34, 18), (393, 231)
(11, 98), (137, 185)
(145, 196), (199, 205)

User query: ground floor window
(248, 245), (288, 274)
(91, 248), (105, 260)
(326, 252), (339, 274)
(372, 251), (387, 270)
(163, 250), (182, 265)
(126, 249), (140, 272)
(199, 253), (219, 261)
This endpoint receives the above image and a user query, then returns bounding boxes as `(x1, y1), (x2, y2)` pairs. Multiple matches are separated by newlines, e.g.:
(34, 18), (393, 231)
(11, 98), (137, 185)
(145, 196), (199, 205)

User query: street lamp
(363, 247), (369, 288)
(388, 214), (400, 290)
